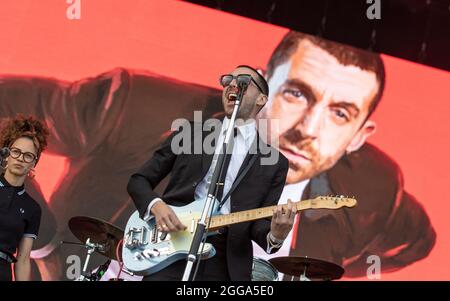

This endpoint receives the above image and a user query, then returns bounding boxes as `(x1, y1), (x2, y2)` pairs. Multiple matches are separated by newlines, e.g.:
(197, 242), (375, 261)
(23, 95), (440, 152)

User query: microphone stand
(181, 84), (246, 281)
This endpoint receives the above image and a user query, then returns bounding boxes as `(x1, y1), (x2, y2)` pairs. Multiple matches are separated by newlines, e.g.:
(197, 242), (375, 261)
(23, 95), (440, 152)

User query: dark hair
(266, 31), (385, 118)
(236, 64), (269, 96)
(0, 115), (50, 164)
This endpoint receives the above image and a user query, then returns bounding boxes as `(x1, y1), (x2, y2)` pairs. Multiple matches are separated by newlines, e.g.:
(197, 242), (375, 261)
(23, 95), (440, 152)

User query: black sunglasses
(219, 74), (265, 94)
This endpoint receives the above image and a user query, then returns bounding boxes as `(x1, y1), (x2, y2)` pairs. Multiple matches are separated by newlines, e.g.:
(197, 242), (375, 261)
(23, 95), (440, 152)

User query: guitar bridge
(142, 247), (171, 259)
(125, 226), (148, 249)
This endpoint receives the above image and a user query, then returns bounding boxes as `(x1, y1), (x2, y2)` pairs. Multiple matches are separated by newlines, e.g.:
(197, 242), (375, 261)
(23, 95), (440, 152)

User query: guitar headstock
(310, 195), (357, 209)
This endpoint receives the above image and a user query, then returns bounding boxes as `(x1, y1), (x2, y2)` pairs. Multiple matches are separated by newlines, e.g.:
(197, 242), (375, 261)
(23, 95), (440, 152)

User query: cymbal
(68, 216), (124, 260)
(269, 256), (344, 280)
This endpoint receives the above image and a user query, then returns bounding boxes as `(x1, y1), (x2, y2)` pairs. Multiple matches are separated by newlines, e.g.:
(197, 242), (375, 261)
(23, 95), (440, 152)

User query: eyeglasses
(219, 74), (265, 94)
(9, 147), (37, 163)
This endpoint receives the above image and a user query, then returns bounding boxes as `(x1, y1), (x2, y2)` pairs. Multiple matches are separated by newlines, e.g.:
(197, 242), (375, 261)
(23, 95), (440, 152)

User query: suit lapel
(225, 135), (260, 212)
(201, 152), (215, 176)
(235, 133), (260, 180)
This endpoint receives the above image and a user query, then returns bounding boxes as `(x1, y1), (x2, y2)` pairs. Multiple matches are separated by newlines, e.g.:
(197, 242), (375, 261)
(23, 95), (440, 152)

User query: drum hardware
(91, 259), (111, 281)
(67, 216), (126, 281)
(68, 216), (124, 260)
(61, 238), (108, 281)
(269, 256), (344, 281)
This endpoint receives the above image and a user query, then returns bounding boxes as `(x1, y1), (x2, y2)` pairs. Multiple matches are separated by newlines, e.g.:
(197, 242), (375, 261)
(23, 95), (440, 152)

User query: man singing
(127, 65), (292, 281)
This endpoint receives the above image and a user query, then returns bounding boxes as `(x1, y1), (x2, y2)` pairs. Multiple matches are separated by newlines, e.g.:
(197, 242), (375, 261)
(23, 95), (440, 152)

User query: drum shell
(251, 257), (278, 281)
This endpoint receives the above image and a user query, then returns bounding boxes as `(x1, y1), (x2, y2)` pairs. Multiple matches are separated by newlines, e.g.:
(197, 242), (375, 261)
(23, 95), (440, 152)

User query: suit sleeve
(343, 189), (436, 277)
(327, 144), (436, 277)
(127, 130), (179, 219)
(250, 155), (289, 253)
(0, 68), (131, 157)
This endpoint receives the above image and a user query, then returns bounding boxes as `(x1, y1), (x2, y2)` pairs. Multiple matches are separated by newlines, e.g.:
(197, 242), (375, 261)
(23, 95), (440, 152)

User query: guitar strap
(217, 153), (258, 210)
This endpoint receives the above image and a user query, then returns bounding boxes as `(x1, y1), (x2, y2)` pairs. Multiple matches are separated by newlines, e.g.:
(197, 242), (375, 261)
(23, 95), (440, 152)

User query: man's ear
(257, 94), (268, 107)
(346, 120), (376, 154)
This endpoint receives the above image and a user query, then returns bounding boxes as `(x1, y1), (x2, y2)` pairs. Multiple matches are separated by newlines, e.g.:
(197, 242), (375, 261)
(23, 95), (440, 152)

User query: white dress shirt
(194, 117), (257, 214)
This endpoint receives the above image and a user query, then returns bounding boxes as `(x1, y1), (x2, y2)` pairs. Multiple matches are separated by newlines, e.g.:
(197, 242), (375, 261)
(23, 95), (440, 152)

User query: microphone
(0, 147), (9, 159)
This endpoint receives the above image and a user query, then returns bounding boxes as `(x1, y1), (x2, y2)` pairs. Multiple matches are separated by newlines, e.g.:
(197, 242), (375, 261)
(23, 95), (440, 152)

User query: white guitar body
(122, 201), (214, 276)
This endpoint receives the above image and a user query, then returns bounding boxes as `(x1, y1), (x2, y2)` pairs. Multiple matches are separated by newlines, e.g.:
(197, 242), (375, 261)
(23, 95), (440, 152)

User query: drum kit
(64, 216), (129, 281)
(66, 216), (345, 281)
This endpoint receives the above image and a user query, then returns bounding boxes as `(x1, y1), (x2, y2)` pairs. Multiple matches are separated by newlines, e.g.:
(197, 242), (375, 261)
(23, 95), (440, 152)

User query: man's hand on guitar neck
(270, 199), (297, 241)
(151, 201), (187, 233)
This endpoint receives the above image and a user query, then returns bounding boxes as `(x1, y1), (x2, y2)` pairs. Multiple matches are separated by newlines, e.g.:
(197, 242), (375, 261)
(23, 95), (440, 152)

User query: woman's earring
(27, 168), (36, 179)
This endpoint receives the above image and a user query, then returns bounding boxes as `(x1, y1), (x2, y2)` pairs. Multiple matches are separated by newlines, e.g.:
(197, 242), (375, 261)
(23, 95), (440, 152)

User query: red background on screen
(0, 0), (449, 280)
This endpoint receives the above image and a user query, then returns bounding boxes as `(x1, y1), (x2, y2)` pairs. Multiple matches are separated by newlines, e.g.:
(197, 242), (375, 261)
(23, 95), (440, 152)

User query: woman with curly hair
(0, 115), (49, 281)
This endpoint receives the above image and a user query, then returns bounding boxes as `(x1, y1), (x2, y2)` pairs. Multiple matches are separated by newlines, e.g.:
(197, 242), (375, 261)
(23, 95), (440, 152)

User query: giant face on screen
(260, 32), (383, 184)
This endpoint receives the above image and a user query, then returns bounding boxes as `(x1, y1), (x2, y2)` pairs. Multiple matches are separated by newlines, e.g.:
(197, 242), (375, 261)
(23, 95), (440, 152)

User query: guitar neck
(207, 200), (314, 231)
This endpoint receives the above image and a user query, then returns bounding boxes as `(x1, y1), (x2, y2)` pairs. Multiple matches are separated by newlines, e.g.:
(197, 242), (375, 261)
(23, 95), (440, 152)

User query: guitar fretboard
(207, 199), (315, 231)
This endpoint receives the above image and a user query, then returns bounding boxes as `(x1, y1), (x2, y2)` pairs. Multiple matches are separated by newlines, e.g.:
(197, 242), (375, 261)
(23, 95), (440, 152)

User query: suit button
(192, 182), (197, 187)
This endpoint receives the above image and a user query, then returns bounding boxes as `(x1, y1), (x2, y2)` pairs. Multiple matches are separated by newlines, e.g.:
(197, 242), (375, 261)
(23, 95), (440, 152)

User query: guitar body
(122, 201), (214, 276)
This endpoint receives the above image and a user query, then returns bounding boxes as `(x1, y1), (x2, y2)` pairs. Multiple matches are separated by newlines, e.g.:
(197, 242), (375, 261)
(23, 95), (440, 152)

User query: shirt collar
(0, 173), (26, 195)
(222, 117), (257, 141)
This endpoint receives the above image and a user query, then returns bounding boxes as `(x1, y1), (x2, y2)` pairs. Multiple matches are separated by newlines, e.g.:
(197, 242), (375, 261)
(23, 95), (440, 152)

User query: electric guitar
(122, 196), (357, 276)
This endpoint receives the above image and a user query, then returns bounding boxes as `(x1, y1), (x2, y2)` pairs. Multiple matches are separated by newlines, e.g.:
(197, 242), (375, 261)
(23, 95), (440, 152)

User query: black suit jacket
(127, 121), (289, 280)
(291, 143), (436, 277)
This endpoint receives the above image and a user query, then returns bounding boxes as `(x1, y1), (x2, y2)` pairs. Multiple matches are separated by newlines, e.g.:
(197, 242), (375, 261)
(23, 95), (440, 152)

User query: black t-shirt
(0, 174), (41, 255)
